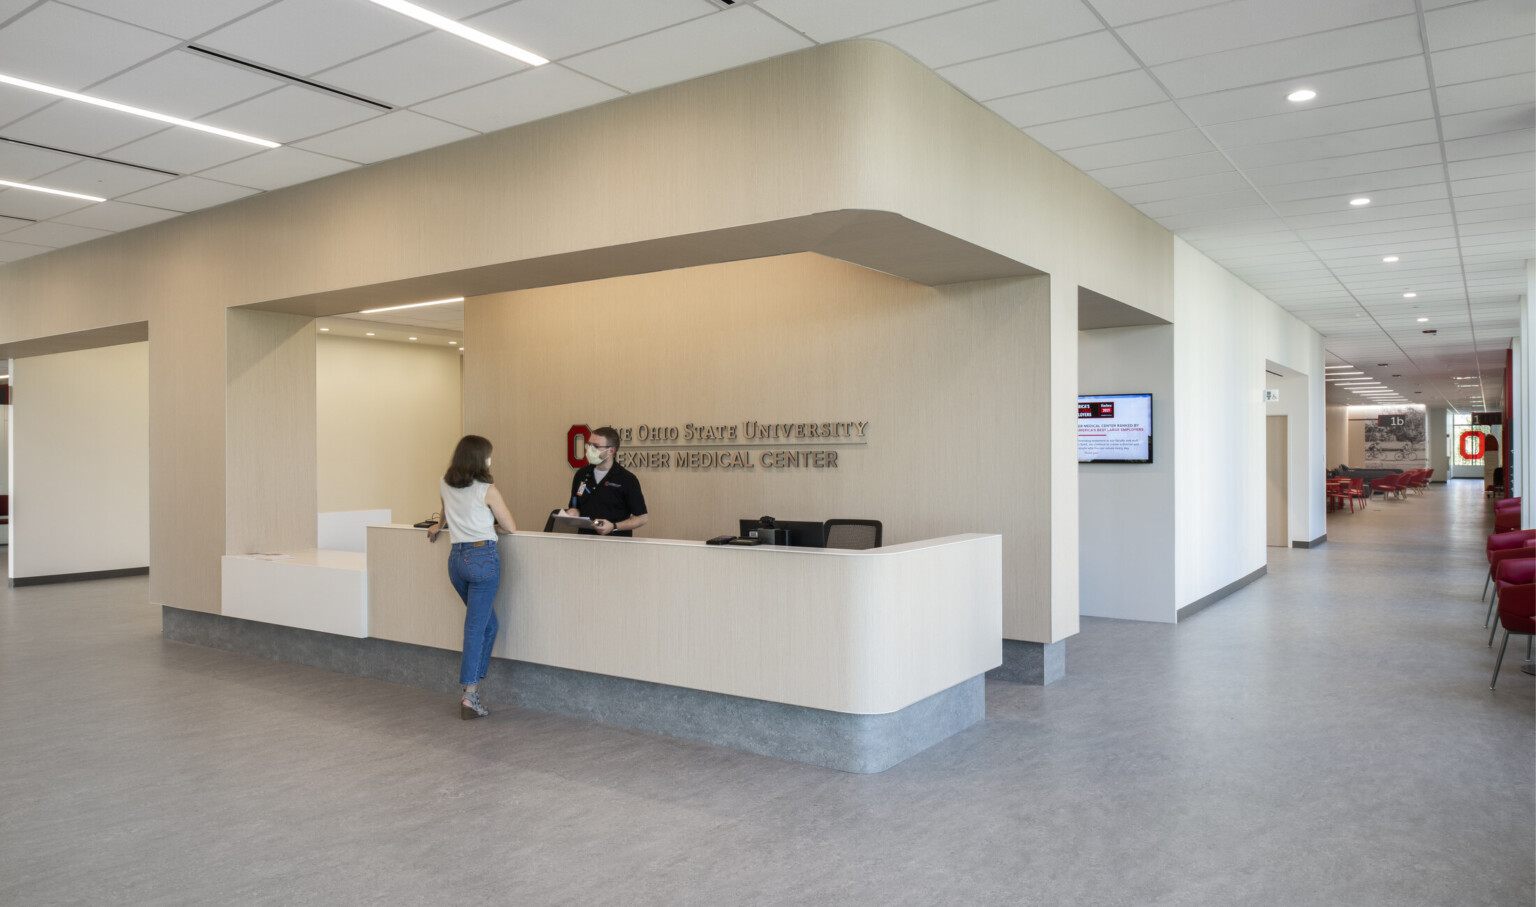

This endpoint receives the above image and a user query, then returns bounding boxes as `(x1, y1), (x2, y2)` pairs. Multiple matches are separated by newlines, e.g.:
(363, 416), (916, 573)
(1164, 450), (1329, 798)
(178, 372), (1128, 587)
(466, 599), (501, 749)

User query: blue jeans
(448, 541), (501, 686)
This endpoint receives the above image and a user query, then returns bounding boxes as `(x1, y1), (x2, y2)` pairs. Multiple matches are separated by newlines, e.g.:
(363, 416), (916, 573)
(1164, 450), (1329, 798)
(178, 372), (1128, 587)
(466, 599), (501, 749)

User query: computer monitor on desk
(739, 518), (826, 548)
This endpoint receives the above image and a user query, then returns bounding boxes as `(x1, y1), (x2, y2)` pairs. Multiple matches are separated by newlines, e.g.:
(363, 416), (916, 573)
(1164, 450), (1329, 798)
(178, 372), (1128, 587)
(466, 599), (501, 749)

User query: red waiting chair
(1490, 581), (1535, 689)
(1495, 498), (1522, 513)
(1486, 555), (1536, 636)
(1347, 477), (1368, 509)
(1495, 509), (1522, 532)
(1484, 529), (1536, 598)
(1373, 474), (1404, 500)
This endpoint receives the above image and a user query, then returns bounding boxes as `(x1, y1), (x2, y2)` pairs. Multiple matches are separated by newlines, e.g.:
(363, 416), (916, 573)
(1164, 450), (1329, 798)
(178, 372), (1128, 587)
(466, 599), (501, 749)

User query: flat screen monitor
(739, 518), (827, 548)
(1078, 393), (1153, 464)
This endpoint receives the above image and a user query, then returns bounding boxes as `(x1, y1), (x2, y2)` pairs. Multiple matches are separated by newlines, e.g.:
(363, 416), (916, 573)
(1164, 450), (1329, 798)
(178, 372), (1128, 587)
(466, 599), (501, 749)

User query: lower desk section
(162, 603), (982, 773)
(189, 529), (1001, 772)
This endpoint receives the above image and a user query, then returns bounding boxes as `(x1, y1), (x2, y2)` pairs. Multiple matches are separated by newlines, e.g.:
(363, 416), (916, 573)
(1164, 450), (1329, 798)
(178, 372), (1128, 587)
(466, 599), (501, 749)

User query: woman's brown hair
(444, 435), (494, 488)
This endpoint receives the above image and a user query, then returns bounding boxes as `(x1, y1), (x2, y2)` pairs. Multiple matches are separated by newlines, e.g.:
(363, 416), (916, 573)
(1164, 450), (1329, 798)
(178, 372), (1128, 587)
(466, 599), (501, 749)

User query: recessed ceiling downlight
(1349, 197), (1371, 206)
(1383, 256), (1399, 262)
(1287, 89), (1317, 102)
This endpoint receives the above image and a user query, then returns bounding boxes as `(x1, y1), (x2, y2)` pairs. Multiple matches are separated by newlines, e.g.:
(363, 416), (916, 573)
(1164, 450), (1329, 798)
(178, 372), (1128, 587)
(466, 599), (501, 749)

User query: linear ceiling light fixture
(359, 296), (464, 314)
(0, 72), (279, 147)
(0, 178), (104, 202)
(362, 0), (548, 65)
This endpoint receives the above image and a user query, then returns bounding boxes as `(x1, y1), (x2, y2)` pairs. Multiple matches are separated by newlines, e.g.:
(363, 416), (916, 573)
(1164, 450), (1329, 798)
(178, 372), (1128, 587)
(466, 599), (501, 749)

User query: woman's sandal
(461, 691), (489, 719)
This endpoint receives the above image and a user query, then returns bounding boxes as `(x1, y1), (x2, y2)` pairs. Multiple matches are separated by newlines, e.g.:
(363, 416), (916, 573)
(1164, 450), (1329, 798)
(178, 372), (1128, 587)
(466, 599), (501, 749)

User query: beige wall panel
(316, 335), (462, 522)
(464, 254), (1054, 641)
(226, 310), (317, 556)
(149, 300), (224, 612)
(9, 343), (149, 579)
(0, 40), (1173, 631)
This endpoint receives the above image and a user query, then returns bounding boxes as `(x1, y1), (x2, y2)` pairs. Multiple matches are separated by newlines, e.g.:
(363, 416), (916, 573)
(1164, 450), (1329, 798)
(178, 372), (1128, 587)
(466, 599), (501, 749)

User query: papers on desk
(550, 514), (593, 534)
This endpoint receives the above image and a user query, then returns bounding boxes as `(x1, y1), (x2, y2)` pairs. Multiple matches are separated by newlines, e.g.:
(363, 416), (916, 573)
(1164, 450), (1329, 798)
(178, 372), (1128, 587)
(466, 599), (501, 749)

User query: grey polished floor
(2, 480), (1531, 906)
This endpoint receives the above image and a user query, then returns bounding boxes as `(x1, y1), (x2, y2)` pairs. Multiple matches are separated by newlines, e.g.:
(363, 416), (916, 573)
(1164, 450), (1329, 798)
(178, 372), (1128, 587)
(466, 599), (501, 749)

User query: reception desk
(368, 527), (1002, 771)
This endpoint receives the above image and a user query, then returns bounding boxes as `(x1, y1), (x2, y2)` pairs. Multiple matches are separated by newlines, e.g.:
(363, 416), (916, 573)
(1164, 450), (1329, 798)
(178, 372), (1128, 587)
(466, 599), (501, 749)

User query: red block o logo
(567, 424), (590, 469)
(1458, 430), (1484, 461)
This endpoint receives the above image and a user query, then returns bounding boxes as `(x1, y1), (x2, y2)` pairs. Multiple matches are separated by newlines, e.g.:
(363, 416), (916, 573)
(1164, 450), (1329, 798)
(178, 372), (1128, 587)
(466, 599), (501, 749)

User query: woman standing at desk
(427, 434), (517, 719)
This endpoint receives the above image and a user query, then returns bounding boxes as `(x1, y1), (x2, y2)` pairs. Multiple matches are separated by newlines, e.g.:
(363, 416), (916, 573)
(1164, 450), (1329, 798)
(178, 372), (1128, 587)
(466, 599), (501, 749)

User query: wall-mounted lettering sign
(1377, 414), (1406, 428)
(566, 421), (869, 471)
(1459, 430), (1485, 461)
(1472, 412), (1502, 426)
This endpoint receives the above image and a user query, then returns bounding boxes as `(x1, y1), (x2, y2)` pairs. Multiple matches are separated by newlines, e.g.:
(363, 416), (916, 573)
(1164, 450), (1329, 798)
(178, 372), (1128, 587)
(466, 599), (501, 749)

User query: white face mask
(586, 444), (605, 465)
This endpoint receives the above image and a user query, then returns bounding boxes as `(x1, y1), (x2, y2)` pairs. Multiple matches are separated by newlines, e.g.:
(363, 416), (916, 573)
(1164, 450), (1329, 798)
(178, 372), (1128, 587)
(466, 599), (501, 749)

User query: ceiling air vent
(706, 0), (756, 7)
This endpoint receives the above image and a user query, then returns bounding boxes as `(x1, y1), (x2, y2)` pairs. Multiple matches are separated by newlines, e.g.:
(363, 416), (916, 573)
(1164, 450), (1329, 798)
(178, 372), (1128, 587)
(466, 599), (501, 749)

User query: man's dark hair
(591, 426), (620, 452)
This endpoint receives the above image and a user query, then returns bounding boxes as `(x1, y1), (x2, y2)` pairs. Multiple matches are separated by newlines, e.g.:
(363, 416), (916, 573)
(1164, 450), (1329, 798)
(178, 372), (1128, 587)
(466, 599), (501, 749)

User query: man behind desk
(564, 426), (648, 536)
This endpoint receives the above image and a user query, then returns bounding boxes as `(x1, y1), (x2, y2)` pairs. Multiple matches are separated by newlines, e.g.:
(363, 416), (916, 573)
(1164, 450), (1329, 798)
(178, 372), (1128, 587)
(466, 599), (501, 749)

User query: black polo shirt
(568, 462), (648, 536)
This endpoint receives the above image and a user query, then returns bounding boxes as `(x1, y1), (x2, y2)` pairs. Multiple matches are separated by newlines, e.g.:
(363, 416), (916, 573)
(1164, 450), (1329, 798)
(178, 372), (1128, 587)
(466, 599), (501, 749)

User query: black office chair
(824, 519), (882, 550)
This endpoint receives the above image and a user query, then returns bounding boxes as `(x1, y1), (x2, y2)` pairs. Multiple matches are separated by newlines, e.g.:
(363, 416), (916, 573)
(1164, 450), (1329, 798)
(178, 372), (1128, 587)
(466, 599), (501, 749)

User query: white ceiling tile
(1090, 151), (1236, 189)
(1151, 17), (1425, 98)
(0, 83), (53, 130)
(3, 102), (166, 155)
(412, 64), (623, 134)
(1440, 103), (1536, 141)
(61, 0), (275, 41)
(562, 8), (812, 94)
(106, 128), (265, 174)
(1135, 186), (1269, 216)
(209, 86), (383, 145)
(1092, 0), (1232, 27)
(867, 0), (1105, 69)
(116, 176), (260, 212)
(293, 111), (478, 164)
(1287, 198), (1452, 228)
(754, 0), (980, 43)
(1435, 73), (1536, 118)
(1443, 128), (1535, 162)
(1055, 128), (1217, 171)
(1431, 36), (1535, 86)
(197, 0), (426, 77)
(51, 200), (182, 232)
(313, 32), (527, 108)
(1305, 225), (1459, 251)
(988, 70), (1167, 127)
(197, 146), (358, 191)
(0, 185), (94, 219)
(0, 139), (77, 180)
(467, 0), (716, 62)
(1153, 204), (1280, 230)
(1301, 213), (1454, 241)
(1272, 182), (1449, 216)
(0, 4), (180, 90)
(35, 158), (174, 198)
(1024, 102), (1196, 149)
(1260, 164), (1445, 203)
(1448, 151), (1536, 181)
(1, 213), (39, 234)
(1223, 120), (1441, 169)
(0, 220), (111, 248)
(1456, 204), (1535, 225)
(938, 30), (1133, 101)
(1424, 0), (1535, 51)
(1119, 0), (1414, 67)
(1179, 58), (1429, 127)
(1203, 92), (1436, 148)
(86, 50), (286, 120)
(1245, 143), (1443, 188)
(1451, 170), (1535, 197)
(0, 238), (53, 262)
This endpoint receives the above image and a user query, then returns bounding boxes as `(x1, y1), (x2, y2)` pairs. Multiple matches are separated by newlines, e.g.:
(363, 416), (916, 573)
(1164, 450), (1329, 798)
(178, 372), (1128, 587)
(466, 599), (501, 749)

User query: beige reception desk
(366, 527), (1002, 771)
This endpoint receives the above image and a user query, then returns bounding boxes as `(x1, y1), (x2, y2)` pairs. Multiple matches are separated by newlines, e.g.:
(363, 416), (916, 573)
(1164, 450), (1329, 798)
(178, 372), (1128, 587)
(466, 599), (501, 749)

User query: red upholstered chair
(1495, 498), (1522, 513)
(1373, 474), (1403, 500)
(1494, 509), (1522, 532)
(1490, 581), (1535, 689)
(1486, 553), (1536, 632)
(1484, 530), (1536, 598)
